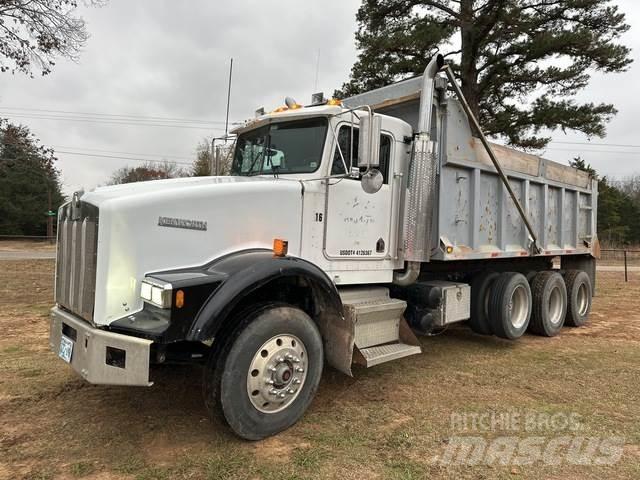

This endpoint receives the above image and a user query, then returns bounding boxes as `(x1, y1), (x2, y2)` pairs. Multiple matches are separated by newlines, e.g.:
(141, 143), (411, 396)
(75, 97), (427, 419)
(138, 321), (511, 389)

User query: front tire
(204, 304), (323, 440)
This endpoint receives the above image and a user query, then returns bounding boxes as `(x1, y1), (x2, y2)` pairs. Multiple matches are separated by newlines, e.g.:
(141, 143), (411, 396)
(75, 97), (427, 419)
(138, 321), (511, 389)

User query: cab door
(323, 124), (395, 260)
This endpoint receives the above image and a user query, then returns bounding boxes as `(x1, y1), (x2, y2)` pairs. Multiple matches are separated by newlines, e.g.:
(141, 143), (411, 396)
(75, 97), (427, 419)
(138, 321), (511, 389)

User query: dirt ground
(0, 260), (639, 480)
(0, 240), (56, 252)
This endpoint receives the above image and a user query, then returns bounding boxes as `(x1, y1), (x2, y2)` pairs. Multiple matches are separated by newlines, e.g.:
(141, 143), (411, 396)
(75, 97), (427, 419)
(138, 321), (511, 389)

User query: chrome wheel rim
(246, 334), (308, 414)
(577, 283), (589, 316)
(508, 285), (529, 329)
(548, 285), (564, 325)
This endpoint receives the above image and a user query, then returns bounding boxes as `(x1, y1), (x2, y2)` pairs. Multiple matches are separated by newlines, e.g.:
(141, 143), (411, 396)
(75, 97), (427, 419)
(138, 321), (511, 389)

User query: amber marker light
(175, 290), (185, 309)
(273, 238), (289, 257)
(327, 98), (342, 106)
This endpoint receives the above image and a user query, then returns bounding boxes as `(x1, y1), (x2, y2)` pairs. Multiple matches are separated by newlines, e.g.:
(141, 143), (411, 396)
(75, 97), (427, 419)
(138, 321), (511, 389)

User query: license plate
(59, 335), (74, 363)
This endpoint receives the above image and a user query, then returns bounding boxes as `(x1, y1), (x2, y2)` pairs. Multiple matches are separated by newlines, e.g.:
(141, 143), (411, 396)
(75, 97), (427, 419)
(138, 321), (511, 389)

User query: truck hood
(84, 175), (278, 205)
(80, 176), (304, 325)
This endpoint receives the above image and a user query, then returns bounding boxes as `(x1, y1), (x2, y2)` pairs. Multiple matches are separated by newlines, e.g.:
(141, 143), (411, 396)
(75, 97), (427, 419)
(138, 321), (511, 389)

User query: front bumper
(49, 306), (153, 386)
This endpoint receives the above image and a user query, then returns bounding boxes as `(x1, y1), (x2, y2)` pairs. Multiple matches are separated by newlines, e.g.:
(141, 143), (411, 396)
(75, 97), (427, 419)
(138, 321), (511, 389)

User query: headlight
(140, 278), (172, 308)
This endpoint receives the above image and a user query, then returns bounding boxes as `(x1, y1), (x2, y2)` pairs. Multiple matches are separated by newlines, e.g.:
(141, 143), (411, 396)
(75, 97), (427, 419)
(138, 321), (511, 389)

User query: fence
(0, 235), (55, 240)
(600, 249), (640, 282)
(1, 237), (636, 281)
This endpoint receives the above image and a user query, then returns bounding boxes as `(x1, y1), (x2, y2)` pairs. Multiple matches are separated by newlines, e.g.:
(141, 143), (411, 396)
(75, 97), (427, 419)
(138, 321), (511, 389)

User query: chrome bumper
(49, 306), (153, 386)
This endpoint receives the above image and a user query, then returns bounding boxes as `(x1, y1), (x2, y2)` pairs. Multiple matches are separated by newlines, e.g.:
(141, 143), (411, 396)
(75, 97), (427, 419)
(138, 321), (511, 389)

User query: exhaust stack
(394, 55), (444, 285)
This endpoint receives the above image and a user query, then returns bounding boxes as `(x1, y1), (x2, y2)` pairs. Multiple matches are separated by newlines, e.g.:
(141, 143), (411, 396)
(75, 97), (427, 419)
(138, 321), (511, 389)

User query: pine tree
(0, 120), (65, 235)
(339, 1), (632, 149)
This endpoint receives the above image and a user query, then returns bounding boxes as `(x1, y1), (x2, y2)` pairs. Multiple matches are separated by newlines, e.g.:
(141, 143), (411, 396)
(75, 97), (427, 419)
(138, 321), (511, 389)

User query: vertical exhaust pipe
(394, 54), (444, 287)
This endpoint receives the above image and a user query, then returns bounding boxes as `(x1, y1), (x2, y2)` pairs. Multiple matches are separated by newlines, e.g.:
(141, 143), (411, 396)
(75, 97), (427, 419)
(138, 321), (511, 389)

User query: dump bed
(344, 76), (597, 262)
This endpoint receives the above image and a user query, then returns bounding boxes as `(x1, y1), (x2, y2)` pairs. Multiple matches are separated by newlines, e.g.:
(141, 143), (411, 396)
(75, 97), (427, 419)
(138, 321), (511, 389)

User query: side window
(331, 126), (358, 176)
(331, 125), (392, 184)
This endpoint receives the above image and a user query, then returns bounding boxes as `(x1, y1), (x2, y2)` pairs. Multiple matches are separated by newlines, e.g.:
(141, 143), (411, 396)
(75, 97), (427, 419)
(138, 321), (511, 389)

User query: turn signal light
(273, 238), (289, 257)
(175, 289), (185, 309)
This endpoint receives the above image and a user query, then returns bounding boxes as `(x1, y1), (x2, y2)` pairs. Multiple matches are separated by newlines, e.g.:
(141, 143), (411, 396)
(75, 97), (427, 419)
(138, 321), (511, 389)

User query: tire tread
(564, 270), (592, 327)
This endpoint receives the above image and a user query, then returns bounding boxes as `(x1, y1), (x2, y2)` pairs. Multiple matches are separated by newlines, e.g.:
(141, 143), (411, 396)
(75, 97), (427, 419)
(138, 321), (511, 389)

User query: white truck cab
(49, 56), (597, 440)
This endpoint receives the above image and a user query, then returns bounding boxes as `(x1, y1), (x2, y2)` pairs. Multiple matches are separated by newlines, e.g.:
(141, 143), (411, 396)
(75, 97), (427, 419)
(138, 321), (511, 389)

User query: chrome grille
(55, 199), (98, 322)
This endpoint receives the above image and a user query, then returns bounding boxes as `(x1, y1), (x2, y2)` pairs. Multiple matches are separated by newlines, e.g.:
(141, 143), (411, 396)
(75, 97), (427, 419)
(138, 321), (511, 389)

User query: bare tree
(192, 139), (212, 176)
(0, 0), (105, 76)
(191, 138), (234, 177)
(108, 161), (187, 185)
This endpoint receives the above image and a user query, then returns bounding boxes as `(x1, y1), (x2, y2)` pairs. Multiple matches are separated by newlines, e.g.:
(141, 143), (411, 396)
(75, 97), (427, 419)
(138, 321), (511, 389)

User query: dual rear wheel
(470, 269), (592, 340)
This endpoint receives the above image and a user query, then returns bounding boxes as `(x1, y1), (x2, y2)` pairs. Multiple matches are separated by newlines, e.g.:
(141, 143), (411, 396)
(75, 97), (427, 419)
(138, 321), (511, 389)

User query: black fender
(185, 249), (343, 343)
(111, 249), (353, 374)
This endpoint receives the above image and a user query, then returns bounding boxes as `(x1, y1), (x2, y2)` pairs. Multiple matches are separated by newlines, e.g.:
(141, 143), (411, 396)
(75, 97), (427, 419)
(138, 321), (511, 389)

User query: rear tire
(470, 271), (499, 335)
(489, 272), (532, 340)
(564, 270), (592, 327)
(529, 271), (567, 337)
(203, 304), (323, 440)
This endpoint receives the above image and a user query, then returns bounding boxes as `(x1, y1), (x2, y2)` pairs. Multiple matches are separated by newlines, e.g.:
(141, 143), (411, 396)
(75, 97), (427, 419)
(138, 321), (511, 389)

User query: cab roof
(231, 104), (349, 135)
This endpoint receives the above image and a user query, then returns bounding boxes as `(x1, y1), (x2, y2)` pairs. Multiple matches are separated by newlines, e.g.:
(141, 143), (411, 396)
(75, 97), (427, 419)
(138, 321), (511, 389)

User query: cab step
(340, 287), (422, 367)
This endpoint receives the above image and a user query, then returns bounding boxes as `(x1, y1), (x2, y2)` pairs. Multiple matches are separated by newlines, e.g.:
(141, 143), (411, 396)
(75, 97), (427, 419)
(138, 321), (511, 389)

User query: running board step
(358, 343), (422, 367)
(340, 287), (422, 368)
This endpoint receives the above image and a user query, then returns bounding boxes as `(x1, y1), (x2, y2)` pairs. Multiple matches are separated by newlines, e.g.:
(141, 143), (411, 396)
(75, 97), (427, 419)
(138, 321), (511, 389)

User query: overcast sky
(0, 0), (639, 195)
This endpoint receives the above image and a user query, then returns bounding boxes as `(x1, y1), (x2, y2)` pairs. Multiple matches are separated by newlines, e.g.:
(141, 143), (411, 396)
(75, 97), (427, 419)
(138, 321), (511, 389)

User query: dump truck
(50, 55), (597, 440)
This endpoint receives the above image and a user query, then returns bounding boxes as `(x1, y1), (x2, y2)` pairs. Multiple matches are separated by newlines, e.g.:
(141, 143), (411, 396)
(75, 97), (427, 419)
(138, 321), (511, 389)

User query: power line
(50, 145), (194, 161)
(549, 140), (640, 149)
(545, 147), (640, 156)
(0, 105), (241, 125)
(54, 150), (193, 166)
(1, 112), (229, 130)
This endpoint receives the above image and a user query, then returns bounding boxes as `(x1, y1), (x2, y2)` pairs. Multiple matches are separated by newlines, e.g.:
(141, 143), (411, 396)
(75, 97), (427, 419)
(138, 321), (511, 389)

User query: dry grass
(0, 260), (639, 479)
(0, 240), (56, 252)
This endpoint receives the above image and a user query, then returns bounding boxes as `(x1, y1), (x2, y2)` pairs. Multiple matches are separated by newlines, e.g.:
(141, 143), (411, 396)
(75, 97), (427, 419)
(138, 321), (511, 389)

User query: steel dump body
(344, 76), (597, 262)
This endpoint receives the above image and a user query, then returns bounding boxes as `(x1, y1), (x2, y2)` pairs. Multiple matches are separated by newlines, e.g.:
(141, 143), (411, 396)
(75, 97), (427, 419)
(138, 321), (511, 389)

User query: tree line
(0, 121), (235, 236)
(570, 158), (640, 247)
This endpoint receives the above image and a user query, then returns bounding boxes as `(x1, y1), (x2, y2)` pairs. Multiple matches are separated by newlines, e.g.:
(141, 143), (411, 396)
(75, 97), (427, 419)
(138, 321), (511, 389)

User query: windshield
(231, 117), (328, 176)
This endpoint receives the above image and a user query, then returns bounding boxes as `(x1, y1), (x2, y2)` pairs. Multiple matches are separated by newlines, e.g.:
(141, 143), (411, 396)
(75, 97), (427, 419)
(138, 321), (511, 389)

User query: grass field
(0, 260), (639, 479)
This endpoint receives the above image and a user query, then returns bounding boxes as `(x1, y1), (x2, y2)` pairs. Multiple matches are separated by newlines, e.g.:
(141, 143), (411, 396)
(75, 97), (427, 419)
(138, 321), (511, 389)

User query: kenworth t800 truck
(50, 56), (597, 440)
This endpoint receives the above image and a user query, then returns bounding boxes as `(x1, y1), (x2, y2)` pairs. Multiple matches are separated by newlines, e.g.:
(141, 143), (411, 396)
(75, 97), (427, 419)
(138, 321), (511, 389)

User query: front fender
(115, 249), (354, 375)
(189, 250), (355, 375)
(186, 250), (341, 339)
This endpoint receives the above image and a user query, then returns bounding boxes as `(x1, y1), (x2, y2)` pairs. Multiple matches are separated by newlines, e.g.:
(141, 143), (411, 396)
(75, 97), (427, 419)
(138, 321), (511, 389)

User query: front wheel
(204, 304), (323, 440)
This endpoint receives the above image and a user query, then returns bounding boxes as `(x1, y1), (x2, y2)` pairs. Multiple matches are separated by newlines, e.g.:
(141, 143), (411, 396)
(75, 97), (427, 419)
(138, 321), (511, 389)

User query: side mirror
(358, 113), (381, 168)
(361, 168), (384, 194)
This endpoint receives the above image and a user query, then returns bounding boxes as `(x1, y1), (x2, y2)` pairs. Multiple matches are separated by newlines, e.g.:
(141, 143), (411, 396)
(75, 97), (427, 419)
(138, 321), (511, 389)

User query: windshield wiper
(245, 141), (266, 176)
(265, 135), (279, 179)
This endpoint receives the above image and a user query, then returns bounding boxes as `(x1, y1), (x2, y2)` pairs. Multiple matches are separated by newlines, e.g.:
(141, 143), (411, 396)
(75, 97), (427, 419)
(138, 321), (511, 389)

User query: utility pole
(224, 58), (234, 139)
(47, 188), (52, 237)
